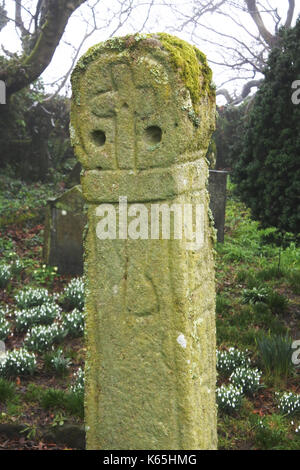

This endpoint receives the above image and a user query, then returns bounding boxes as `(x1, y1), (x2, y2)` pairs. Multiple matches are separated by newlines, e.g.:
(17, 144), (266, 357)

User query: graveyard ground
(0, 173), (299, 450)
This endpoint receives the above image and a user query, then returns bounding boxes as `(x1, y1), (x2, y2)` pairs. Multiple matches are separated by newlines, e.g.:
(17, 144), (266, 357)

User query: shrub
(10, 258), (24, 276)
(242, 287), (288, 314)
(267, 291), (288, 315)
(0, 378), (16, 403)
(24, 383), (43, 403)
(253, 414), (289, 450)
(256, 333), (294, 384)
(65, 391), (84, 419)
(70, 367), (84, 395)
(62, 309), (84, 337)
(213, 103), (247, 170)
(41, 388), (66, 410)
(256, 266), (284, 282)
(232, 19), (300, 234)
(15, 288), (52, 309)
(0, 264), (11, 288)
(43, 348), (71, 377)
(217, 347), (251, 376)
(236, 268), (251, 284)
(31, 265), (58, 286)
(242, 287), (270, 305)
(24, 324), (66, 352)
(0, 309), (10, 341)
(216, 295), (231, 314)
(14, 303), (62, 332)
(276, 392), (300, 416)
(61, 278), (84, 311)
(230, 367), (262, 395)
(287, 269), (300, 295)
(41, 387), (84, 418)
(0, 348), (37, 377)
(216, 384), (243, 414)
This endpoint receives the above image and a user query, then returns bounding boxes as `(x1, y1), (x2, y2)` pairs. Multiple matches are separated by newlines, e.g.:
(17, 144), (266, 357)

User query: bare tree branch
(169, 0), (298, 104)
(217, 78), (264, 104)
(285, 0), (295, 27)
(244, 0), (277, 47)
(43, 0), (160, 98)
(1, 0), (298, 105)
(0, 0), (87, 97)
(15, 0), (28, 37)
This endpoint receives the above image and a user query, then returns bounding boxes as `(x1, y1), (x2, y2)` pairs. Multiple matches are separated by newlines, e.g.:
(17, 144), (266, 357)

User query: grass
(215, 182), (300, 449)
(287, 269), (300, 295)
(43, 348), (71, 377)
(40, 388), (84, 419)
(252, 414), (292, 450)
(1, 380), (83, 421)
(0, 170), (58, 228)
(256, 333), (294, 386)
(0, 378), (16, 403)
(215, 190), (299, 348)
(0, 222), (84, 435)
(0, 175), (299, 449)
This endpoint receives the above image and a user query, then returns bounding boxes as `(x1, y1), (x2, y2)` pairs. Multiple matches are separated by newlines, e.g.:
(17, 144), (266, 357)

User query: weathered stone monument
(208, 170), (228, 243)
(71, 33), (217, 450)
(43, 185), (86, 275)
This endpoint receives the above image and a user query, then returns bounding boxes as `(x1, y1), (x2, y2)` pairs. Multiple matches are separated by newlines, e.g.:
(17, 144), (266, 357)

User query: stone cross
(71, 33), (217, 450)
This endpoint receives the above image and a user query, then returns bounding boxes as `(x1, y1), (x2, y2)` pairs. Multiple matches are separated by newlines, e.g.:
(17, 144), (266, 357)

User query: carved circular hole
(144, 126), (162, 144)
(92, 130), (106, 147)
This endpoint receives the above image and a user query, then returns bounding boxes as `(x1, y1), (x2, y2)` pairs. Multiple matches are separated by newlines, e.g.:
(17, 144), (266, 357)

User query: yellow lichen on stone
(156, 33), (215, 110)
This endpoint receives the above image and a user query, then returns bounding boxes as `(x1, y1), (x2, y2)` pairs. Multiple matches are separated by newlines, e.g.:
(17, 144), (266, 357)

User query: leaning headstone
(71, 33), (217, 450)
(43, 185), (87, 275)
(208, 170), (228, 243)
(0, 80), (5, 105)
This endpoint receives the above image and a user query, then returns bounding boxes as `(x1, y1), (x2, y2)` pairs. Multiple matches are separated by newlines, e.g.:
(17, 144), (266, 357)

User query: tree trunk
(0, 1), (87, 98)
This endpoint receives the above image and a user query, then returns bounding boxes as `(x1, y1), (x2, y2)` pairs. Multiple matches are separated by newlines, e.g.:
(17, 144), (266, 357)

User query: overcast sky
(1, 1), (300, 104)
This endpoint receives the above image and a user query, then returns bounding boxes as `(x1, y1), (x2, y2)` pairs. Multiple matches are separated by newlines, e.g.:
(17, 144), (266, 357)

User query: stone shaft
(71, 33), (217, 450)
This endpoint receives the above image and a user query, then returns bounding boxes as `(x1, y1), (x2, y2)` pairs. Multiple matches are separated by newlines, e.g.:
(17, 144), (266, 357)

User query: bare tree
(44, 0), (157, 100)
(169, 0), (297, 104)
(0, 0), (88, 98)
(0, 0), (159, 99)
(0, 1), (297, 104)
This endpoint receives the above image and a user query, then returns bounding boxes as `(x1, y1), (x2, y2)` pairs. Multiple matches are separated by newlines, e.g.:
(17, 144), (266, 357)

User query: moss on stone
(157, 33), (214, 108)
(71, 32), (214, 114)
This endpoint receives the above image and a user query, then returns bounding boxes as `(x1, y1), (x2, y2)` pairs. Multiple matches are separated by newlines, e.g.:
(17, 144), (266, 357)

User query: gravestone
(43, 185), (86, 275)
(0, 80), (5, 104)
(71, 33), (217, 450)
(208, 170), (228, 243)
